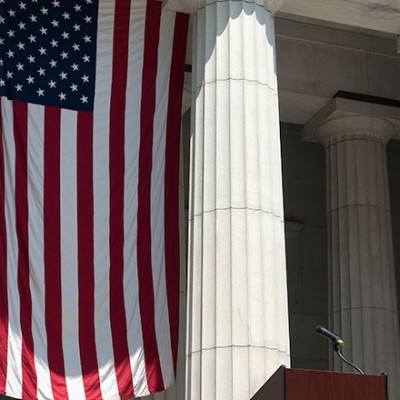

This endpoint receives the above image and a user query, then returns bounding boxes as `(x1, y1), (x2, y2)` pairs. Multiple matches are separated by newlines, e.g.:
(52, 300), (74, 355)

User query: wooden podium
(251, 366), (388, 400)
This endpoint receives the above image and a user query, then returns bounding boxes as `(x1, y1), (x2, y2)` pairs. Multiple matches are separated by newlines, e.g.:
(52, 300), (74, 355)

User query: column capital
(163, 0), (285, 15)
(302, 97), (400, 146)
(315, 115), (394, 145)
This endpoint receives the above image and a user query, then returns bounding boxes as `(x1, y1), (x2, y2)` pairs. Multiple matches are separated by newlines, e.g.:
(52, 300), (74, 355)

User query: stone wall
(280, 122), (329, 370)
(387, 139), (400, 318)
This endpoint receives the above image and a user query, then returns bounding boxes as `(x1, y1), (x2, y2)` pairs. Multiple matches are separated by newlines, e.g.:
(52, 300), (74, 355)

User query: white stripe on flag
(27, 104), (53, 400)
(151, 9), (176, 388)
(123, 0), (149, 396)
(3, 99), (23, 399)
(60, 110), (86, 399)
(93, 1), (118, 398)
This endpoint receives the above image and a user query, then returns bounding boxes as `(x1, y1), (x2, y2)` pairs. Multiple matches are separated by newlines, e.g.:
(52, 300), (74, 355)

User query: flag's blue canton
(0, 0), (98, 112)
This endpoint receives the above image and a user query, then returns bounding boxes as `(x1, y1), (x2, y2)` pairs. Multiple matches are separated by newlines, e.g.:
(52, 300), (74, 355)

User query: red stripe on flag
(77, 112), (103, 400)
(137, 0), (164, 392)
(0, 98), (8, 393)
(109, 0), (135, 397)
(164, 13), (189, 374)
(44, 107), (69, 400)
(13, 100), (37, 398)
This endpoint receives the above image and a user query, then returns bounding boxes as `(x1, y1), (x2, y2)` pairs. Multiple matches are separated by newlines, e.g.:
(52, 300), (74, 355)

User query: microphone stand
(333, 343), (364, 375)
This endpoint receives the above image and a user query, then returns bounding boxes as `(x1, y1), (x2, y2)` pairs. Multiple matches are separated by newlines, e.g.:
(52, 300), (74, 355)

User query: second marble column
(314, 114), (400, 398)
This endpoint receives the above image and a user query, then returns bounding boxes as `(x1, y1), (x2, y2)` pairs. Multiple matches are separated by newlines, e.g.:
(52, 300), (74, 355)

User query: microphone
(315, 325), (364, 374)
(315, 325), (344, 347)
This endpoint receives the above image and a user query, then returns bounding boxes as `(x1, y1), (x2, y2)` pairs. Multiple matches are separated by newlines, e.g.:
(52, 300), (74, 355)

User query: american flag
(0, 1), (189, 399)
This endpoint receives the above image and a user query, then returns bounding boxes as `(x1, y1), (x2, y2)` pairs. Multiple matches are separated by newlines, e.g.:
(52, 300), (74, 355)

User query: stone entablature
(163, 0), (284, 14)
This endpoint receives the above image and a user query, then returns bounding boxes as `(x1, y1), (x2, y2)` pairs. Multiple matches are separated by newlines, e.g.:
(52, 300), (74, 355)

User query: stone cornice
(163, 0), (285, 15)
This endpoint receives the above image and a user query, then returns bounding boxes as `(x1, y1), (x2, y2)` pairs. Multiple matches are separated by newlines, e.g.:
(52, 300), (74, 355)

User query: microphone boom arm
(333, 343), (364, 375)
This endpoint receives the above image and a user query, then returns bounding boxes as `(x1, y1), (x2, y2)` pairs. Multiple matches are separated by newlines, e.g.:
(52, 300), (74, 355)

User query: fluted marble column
(187, 1), (290, 399)
(314, 113), (400, 398)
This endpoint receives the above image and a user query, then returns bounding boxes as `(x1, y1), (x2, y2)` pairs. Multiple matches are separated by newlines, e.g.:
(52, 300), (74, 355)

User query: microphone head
(315, 325), (344, 347)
